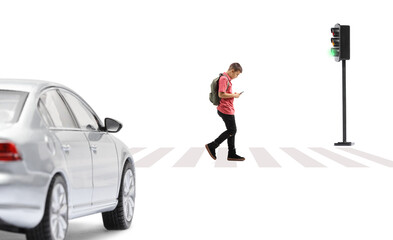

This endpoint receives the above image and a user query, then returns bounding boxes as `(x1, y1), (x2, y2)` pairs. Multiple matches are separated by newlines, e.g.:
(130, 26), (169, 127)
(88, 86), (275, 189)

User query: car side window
(60, 91), (99, 131)
(38, 99), (55, 127)
(39, 90), (77, 129)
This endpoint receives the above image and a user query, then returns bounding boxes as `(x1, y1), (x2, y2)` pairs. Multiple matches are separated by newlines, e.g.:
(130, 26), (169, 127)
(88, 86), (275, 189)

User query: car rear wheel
(26, 175), (68, 240)
(102, 161), (135, 230)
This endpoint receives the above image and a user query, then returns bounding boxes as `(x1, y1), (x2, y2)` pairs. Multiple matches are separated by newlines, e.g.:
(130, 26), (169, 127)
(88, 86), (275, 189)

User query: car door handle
(62, 144), (71, 154)
(90, 145), (98, 153)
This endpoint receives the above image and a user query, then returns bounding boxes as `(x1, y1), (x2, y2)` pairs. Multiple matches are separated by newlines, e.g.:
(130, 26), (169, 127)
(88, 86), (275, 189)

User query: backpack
(209, 73), (229, 106)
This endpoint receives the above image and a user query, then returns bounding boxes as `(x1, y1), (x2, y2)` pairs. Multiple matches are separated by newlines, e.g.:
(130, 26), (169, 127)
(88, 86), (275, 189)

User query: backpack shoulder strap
(219, 73), (230, 91)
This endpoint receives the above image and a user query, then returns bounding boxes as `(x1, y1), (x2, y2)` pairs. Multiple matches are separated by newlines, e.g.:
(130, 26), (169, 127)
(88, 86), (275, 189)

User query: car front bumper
(0, 167), (50, 230)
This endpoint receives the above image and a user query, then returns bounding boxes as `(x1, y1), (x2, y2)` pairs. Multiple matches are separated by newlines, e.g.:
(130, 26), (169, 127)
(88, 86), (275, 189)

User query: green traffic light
(330, 48), (339, 57)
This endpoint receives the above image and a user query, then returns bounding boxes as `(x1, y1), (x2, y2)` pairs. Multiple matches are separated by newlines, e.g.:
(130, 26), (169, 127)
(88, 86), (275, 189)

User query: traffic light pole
(335, 60), (353, 146)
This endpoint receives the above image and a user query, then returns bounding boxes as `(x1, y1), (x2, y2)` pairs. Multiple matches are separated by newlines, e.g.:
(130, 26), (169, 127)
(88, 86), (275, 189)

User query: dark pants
(213, 110), (237, 150)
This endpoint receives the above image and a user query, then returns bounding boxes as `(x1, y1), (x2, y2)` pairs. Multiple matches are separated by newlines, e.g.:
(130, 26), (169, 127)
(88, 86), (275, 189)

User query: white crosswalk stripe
(130, 147), (393, 168)
(337, 148), (393, 167)
(310, 148), (367, 167)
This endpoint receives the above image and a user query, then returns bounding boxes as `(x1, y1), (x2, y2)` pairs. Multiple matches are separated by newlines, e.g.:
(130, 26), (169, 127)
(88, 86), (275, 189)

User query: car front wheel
(102, 161), (135, 230)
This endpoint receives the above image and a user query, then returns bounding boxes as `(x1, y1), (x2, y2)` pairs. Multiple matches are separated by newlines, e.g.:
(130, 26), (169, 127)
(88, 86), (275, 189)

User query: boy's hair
(228, 62), (243, 73)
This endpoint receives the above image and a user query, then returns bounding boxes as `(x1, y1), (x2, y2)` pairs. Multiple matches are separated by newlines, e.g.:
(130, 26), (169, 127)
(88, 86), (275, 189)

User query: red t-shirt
(217, 72), (234, 115)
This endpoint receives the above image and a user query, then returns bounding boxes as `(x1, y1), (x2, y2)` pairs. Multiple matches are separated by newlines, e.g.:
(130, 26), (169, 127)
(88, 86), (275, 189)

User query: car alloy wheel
(123, 169), (135, 222)
(26, 175), (68, 240)
(50, 183), (68, 240)
(102, 161), (135, 230)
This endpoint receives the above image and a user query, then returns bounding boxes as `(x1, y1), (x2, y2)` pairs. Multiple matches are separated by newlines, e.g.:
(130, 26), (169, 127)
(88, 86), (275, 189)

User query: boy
(205, 63), (245, 161)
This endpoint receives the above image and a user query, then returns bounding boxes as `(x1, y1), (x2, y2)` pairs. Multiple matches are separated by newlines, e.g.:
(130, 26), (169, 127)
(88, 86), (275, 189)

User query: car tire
(102, 161), (135, 230)
(26, 175), (68, 240)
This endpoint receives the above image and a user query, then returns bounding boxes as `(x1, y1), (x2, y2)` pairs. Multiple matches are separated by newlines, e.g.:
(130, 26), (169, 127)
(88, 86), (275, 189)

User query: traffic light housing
(330, 24), (350, 62)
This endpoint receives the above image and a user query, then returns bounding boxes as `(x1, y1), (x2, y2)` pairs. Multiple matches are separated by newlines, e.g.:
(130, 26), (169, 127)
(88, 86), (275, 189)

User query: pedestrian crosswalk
(131, 147), (393, 168)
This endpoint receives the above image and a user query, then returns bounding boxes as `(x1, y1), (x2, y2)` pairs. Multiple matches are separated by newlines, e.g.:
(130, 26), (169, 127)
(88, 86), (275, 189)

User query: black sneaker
(205, 143), (217, 160)
(227, 149), (245, 161)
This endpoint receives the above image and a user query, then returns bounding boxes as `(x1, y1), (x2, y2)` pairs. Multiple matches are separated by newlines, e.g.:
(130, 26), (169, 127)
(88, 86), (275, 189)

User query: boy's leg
(205, 111), (236, 160)
(224, 116), (236, 151)
(215, 111), (237, 147)
(222, 114), (245, 161)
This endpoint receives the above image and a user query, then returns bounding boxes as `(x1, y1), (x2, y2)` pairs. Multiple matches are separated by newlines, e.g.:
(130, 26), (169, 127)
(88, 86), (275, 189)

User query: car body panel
(52, 130), (93, 209)
(88, 132), (119, 206)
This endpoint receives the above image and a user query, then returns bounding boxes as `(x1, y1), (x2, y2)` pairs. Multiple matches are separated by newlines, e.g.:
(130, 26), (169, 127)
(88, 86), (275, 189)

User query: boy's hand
(234, 93), (241, 98)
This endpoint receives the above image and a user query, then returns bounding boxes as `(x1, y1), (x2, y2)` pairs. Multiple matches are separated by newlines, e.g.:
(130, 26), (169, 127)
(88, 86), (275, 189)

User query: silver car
(0, 79), (136, 240)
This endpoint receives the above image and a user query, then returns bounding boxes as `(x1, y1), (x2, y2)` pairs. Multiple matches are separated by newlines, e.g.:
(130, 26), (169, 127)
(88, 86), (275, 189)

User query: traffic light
(331, 23), (353, 146)
(330, 24), (350, 62)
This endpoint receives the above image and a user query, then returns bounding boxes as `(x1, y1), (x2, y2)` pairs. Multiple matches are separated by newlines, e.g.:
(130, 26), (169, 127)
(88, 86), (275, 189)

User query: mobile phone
(240, 91), (244, 95)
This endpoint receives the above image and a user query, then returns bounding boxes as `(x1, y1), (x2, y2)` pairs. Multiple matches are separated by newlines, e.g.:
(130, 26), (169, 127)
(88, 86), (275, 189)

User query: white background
(1, 0), (393, 240)
(1, 0), (392, 150)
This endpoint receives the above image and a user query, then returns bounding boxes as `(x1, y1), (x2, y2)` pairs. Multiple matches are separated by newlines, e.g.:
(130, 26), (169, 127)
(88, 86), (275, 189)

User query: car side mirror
(105, 118), (123, 133)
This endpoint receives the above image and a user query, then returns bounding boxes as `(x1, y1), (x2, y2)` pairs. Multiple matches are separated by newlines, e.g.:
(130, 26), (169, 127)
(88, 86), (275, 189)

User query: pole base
(334, 142), (354, 146)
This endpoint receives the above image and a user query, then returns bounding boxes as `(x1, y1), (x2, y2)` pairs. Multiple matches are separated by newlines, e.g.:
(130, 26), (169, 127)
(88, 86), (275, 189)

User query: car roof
(0, 79), (103, 126)
(0, 79), (67, 94)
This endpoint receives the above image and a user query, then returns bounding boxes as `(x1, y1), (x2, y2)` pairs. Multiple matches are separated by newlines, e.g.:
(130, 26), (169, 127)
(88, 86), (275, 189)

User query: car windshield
(0, 90), (29, 124)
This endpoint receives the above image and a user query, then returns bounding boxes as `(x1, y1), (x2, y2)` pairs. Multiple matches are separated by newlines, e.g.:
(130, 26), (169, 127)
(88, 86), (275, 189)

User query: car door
(59, 90), (119, 206)
(38, 89), (93, 210)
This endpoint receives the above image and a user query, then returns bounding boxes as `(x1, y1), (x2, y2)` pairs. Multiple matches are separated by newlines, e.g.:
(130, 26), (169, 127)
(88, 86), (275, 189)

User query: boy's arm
(219, 92), (241, 99)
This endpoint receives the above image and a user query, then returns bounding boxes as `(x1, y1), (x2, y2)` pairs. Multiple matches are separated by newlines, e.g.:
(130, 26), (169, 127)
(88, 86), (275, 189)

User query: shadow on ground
(0, 219), (129, 240)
